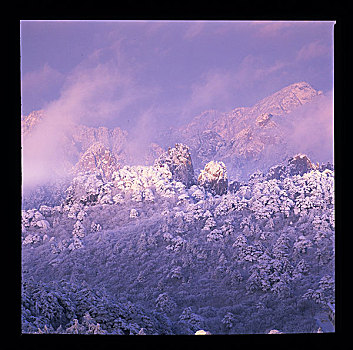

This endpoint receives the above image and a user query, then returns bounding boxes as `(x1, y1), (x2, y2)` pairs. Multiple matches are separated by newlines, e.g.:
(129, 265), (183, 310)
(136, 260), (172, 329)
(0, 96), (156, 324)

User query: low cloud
(279, 91), (334, 164)
(185, 69), (234, 114)
(296, 40), (329, 62)
(52, 62), (143, 126)
(22, 58), (156, 188)
(21, 63), (65, 115)
(180, 55), (289, 122)
(124, 107), (160, 165)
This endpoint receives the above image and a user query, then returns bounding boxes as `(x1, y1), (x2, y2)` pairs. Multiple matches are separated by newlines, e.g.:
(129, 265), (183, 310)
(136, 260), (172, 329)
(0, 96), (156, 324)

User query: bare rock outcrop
(197, 160), (228, 196)
(287, 154), (317, 176)
(155, 143), (195, 187)
(266, 153), (320, 180)
(166, 82), (325, 179)
(73, 142), (120, 181)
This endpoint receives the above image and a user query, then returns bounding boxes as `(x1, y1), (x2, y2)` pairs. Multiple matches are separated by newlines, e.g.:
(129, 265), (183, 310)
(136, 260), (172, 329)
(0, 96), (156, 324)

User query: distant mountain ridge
(176, 82), (322, 141)
(167, 81), (326, 178)
(21, 81), (328, 183)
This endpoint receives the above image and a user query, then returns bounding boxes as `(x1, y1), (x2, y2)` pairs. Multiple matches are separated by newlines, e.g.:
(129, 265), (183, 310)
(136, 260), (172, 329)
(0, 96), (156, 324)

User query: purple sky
(21, 20), (335, 130)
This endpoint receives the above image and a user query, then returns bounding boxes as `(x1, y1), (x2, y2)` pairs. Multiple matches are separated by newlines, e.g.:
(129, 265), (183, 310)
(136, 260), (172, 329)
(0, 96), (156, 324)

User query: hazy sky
(21, 20), (335, 130)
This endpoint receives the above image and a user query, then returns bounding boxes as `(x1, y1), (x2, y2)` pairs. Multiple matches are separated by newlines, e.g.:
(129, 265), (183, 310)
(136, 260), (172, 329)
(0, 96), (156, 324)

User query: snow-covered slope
(21, 81), (334, 335)
(21, 149), (334, 334)
(168, 82), (328, 178)
(21, 81), (330, 184)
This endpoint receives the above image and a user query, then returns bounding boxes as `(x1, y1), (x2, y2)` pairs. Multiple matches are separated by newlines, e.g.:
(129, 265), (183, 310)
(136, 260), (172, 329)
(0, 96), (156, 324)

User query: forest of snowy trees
(21, 146), (335, 335)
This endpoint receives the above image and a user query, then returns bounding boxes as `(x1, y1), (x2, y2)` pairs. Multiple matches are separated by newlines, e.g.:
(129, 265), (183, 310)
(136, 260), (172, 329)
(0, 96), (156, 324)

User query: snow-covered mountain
(21, 147), (335, 334)
(167, 82), (328, 178)
(22, 111), (129, 169)
(73, 142), (120, 181)
(21, 81), (330, 185)
(21, 81), (335, 334)
(21, 110), (163, 190)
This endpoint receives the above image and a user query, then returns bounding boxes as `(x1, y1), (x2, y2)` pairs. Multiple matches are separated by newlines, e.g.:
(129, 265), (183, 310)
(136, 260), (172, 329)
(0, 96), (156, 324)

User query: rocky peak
(197, 160), (228, 196)
(21, 110), (46, 137)
(266, 153), (319, 180)
(73, 142), (120, 181)
(251, 81), (322, 117)
(155, 143), (195, 187)
(163, 81), (324, 180)
(287, 154), (317, 176)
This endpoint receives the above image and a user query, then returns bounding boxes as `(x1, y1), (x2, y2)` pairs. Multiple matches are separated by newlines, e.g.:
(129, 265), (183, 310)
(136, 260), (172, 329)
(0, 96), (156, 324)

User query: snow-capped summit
(165, 81), (328, 179)
(21, 81), (329, 183)
(21, 110), (46, 137)
(198, 160), (228, 196)
(155, 143), (195, 187)
(287, 154), (317, 176)
(251, 81), (322, 117)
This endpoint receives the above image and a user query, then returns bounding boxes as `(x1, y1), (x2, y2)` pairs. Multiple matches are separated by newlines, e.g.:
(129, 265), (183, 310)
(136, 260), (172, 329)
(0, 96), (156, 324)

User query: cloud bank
(22, 56), (157, 188)
(277, 91), (334, 164)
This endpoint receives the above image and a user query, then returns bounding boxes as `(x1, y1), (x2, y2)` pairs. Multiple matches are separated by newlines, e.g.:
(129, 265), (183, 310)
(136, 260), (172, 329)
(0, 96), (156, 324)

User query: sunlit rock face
(198, 160), (228, 196)
(265, 153), (318, 181)
(73, 142), (120, 181)
(249, 81), (322, 117)
(155, 143), (195, 188)
(21, 110), (46, 138)
(166, 81), (326, 179)
(287, 154), (317, 176)
(21, 82), (329, 184)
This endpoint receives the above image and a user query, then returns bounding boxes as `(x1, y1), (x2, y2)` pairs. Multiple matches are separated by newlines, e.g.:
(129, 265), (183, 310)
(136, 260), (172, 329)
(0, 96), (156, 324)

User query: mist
(20, 22), (336, 336)
(22, 83), (334, 191)
(21, 108), (74, 189)
(276, 91), (334, 164)
(21, 55), (162, 190)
